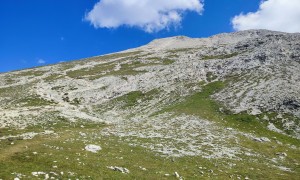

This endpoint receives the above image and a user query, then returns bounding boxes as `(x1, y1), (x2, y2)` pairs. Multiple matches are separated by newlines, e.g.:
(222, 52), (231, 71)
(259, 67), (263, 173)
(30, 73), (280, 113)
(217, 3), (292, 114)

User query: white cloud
(85, 0), (204, 33)
(37, 59), (46, 64)
(232, 0), (300, 33)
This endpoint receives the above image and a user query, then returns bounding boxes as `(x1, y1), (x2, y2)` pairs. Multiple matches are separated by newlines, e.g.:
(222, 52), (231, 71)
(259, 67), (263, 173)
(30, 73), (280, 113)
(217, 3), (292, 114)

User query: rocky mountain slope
(0, 29), (299, 179)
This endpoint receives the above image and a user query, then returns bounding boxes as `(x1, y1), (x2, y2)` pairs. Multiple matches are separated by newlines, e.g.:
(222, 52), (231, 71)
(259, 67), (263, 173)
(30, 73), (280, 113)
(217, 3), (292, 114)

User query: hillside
(0, 29), (299, 179)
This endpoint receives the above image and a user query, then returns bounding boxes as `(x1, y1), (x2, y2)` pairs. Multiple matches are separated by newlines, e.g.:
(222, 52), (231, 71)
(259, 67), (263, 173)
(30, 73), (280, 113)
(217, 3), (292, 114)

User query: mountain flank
(0, 29), (299, 179)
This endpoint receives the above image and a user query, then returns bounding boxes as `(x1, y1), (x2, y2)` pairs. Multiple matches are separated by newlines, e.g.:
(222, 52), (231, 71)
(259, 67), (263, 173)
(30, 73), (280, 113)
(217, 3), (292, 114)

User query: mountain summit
(0, 30), (299, 179)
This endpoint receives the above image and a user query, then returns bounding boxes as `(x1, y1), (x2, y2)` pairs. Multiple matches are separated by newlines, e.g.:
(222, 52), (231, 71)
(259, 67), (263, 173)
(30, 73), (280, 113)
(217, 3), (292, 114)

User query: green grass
(155, 81), (300, 145)
(0, 81), (299, 179)
(147, 57), (175, 65)
(114, 89), (160, 108)
(66, 62), (116, 79)
(93, 88), (160, 114)
(60, 51), (142, 71)
(16, 70), (45, 77)
(91, 51), (142, 62)
(67, 54), (175, 80)
(88, 63), (143, 80)
(4, 77), (15, 85)
(0, 85), (31, 108)
(257, 112), (300, 137)
(16, 96), (55, 107)
(167, 54), (180, 58)
(0, 122), (214, 179)
(162, 59), (175, 65)
(148, 81), (300, 178)
(117, 91), (144, 107)
(44, 74), (65, 82)
(1, 118), (298, 179)
(167, 48), (200, 54)
(67, 60), (152, 80)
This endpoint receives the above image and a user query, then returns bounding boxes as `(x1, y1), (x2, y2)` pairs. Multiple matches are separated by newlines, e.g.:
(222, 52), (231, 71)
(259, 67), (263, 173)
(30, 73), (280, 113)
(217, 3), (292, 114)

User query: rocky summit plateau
(0, 29), (299, 179)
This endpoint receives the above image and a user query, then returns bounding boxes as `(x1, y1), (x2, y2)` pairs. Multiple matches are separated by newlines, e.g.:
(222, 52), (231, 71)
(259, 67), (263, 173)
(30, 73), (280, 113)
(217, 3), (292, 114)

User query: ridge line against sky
(0, 0), (300, 72)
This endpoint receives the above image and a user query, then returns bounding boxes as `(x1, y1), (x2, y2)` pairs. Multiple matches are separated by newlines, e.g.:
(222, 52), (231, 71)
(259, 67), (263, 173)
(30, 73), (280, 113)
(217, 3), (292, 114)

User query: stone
(276, 152), (287, 157)
(85, 144), (101, 153)
(139, 166), (147, 171)
(107, 166), (130, 174)
(260, 137), (271, 142)
(253, 137), (270, 142)
(79, 132), (87, 137)
(253, 138), (262, 142)
(174, 172), (180, 178)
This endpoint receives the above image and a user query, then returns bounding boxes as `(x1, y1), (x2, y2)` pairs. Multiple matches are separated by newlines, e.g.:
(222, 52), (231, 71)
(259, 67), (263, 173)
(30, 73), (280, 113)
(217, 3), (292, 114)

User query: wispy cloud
(85, 0), (204, 33)
(232, 0), (300, 33)
(37, 59), (46, 64)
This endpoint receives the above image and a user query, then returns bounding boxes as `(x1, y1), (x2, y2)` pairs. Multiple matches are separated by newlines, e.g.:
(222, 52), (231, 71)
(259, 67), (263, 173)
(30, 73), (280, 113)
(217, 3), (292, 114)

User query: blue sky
(0, 0), (299, 73)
